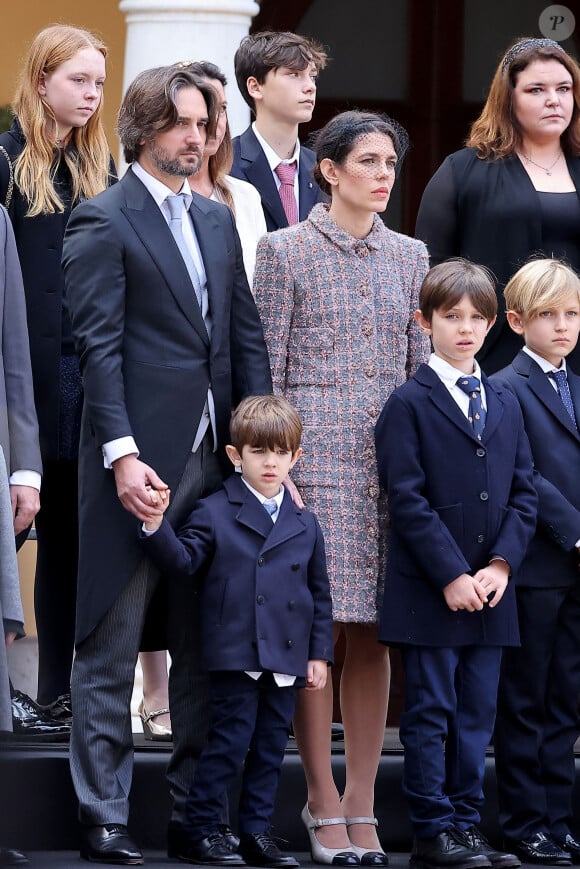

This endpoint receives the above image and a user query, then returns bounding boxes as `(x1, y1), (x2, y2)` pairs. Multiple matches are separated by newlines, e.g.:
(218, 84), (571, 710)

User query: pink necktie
(274, 161), (298, 225)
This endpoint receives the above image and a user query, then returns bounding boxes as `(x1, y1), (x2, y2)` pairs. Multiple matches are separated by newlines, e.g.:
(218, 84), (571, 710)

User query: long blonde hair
(13, 24), (111, 216)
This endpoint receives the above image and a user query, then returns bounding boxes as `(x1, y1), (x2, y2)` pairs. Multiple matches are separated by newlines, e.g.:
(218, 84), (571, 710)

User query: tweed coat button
(364, 363), (377, 378)
(479, 491), (489, 501)
(367, 485), (379, 498)
(256, 595), (265, 605)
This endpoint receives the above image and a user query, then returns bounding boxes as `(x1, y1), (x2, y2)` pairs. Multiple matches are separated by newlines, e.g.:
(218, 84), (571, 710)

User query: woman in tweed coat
(253, 111), (430, 864)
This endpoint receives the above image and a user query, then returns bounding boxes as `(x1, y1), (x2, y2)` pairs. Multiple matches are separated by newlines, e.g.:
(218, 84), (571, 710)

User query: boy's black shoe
(410, 829), (492, 869)
(171, 832), (246, 865)
(453, 827), (520, 868)
(238, 832), (299, 867)
(509, 833), (571, 865)
(554, 834), (580, 864)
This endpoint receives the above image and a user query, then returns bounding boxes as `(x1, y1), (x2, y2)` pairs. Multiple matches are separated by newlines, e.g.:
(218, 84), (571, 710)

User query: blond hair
(504, 258), (580, 319)
(13, 24), (111, 216)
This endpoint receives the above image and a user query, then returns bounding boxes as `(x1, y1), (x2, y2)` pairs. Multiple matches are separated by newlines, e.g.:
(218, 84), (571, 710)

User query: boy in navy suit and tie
(491, 259), (580, 866)
(375, 259), (537, 869)
(231, 31), (327, 231)
(141, 394), (333, 867)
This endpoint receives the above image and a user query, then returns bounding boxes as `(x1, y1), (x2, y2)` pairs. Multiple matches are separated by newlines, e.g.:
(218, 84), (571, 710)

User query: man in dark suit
(231, 31), (327, 232)
(62, 65), (272, 865)
(491, 259), (580, 866)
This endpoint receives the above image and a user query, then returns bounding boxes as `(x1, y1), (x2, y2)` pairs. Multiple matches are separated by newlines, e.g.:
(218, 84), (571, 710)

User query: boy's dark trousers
(400, 645), (502, 838)
(494, 584), (580, 841)
(185, 670), (297, 839)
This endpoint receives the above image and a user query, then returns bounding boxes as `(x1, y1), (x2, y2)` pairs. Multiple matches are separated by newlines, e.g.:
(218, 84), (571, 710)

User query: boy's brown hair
(229, 395), (302, 454)
(504, 258), (580, 320)
(419, 258), (498, 323)
(234, 30), (328, 112)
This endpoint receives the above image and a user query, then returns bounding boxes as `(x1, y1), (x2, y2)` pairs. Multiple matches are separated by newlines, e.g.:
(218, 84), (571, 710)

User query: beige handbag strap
(0, 145), (14, 210)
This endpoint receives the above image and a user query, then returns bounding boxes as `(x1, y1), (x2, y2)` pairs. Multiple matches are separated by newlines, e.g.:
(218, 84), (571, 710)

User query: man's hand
(112, 455), (169, 521)
(443, 573), (488, 612)
(10, 485), (40, 536)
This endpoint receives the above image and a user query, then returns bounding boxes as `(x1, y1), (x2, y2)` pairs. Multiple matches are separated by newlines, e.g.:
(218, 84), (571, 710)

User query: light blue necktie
(166, 193), (203, 310)
(549, 370), (578, 429)
(456, 375), (486, 441)
(262, 498), (278, 520)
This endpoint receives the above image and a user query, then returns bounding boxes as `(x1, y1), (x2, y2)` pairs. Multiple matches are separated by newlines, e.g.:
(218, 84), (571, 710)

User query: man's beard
(149, 141), (202, 177)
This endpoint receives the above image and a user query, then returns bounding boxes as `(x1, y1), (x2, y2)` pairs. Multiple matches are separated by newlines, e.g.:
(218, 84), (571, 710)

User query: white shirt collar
(241, 476), (285, 509)
(428, 352), (483, 386)
(251, 122), (300, 173)
(523, 344), (568, 375)
(131, 161), (192, 210)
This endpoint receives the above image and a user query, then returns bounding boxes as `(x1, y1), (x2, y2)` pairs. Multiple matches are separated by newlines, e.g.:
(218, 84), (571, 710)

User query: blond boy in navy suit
(491, 259), (580, 866)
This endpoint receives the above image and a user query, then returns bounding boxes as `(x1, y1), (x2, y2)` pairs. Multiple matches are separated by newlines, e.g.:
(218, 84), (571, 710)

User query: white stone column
(119, 0), (260, 145)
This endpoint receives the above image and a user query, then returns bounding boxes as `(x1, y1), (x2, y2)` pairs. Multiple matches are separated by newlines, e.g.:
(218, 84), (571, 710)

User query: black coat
(0, 118), (115, 460)
(231, 126), (325, 232)
(415, 147), (580, 373)
(63, 168), (272, 642)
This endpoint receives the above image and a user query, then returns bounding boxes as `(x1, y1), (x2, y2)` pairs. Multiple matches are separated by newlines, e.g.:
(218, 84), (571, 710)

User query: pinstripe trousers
(70, 437), (222, 827)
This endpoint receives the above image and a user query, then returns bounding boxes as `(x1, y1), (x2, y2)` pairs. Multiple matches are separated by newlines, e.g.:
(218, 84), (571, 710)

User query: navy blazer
(492, 351), (580, 588)
(63, 168), (272, 643)
(140, 474), (334, 676)
(231, 126), (325, 231)
(375, 364), (537, 647)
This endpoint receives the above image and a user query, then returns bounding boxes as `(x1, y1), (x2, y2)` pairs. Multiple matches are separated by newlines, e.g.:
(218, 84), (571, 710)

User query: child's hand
(143, 487), (170, 532)
(305, 659), (327, 690)
(443, 573), (488, 612)
(472, 560), (510, 608)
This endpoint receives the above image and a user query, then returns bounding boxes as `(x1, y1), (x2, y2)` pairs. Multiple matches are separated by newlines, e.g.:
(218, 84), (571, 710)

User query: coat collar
(223, 473), (308, 551)
(414, 363), (504, 442)
(119, 169), (226, 348)
(512, 350), (580, 439)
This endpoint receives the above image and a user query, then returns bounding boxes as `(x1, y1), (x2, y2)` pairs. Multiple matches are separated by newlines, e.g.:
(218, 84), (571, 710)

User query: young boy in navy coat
(141, 394), (333, 867)
(491, 259), (580, 866)
(375, 259), (537, 869)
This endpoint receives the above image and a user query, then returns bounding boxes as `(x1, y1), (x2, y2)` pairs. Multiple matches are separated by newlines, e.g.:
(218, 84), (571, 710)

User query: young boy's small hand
(472, 560), (510, 607)
(143, 487), (171, 532)
(305, 659), (328, 690)
(443, 573), (488, 612)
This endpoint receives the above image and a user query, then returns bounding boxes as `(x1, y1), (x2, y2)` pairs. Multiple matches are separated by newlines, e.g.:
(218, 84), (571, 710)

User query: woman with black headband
(416, 36), (580, 374)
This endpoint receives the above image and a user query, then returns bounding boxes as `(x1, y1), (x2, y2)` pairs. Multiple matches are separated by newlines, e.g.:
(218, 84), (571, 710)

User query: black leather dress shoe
(220, 825), (241, 852)
(0, 848), (28, 866)
(554, 835), (580, 864)
(10, 691), (71, 741)
(171, 832), (246, 865)
(453, 828), (520, 868)
(81, 824), (143, 865)
(509, 833), (571, 865)
(411, 829), (492, 868)
(239, 832), (299, 867)
(39, 692), (73, 724)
